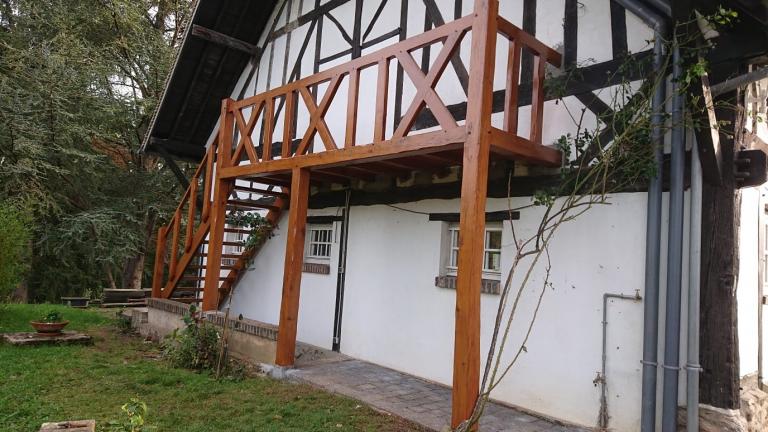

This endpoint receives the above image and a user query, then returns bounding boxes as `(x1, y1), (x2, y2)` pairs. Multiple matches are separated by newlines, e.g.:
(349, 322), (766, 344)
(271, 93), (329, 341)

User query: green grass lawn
(0, 304), (419, 432)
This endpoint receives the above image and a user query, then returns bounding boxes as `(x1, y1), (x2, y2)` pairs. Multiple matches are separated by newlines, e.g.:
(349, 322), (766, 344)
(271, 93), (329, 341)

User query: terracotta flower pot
(30, 320), (70, 336)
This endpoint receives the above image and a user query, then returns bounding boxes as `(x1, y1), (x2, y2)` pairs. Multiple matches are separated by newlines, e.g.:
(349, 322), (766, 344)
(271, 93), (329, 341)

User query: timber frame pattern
(151, 0), (562, 427)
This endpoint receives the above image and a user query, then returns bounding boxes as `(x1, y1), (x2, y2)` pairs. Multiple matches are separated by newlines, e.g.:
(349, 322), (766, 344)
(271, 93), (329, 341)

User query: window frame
(445, 223), (503, 278)
(305, 224), (334, 261)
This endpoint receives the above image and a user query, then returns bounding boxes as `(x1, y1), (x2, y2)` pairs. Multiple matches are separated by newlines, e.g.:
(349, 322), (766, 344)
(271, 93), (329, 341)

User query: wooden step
(187, 265), (236, 270)
(173, 287), (231, 293)
(224, 228), (254, 235)
(203, 241), (246, 247)
(227, 200), (280, 211)
(179, 276), (229, 281)
(197, 253), (243, 259)
(233, 185), (289, 198)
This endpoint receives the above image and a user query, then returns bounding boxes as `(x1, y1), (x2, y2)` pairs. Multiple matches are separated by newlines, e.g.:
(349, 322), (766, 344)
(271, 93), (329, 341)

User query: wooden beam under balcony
(490, 129), (561, 167)
(219, 128), (467, 180)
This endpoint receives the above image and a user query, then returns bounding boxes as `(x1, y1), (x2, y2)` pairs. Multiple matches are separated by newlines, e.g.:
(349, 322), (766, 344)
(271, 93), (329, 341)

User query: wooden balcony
(214, 12), (562, 184)
(152, 2), (561, 429)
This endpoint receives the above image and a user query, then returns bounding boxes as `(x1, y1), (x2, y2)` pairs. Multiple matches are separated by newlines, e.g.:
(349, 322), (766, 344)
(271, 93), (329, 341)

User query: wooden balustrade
(151, 138), (217, 299)
(497, 16), (562, 145)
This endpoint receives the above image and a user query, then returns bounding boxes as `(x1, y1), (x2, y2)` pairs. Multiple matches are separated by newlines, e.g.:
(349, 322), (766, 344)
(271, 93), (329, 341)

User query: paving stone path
(291, 358), (589, 432)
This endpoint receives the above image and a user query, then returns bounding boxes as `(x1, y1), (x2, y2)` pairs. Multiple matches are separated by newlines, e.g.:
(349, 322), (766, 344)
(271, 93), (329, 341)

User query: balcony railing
(213, 13), (562, 181)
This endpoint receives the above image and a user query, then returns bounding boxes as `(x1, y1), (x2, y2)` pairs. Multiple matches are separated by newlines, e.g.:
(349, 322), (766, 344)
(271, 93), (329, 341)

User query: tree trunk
(699, 92), (742, 409)
(122, 209), (157, 290)
(104, 263), (118, 290)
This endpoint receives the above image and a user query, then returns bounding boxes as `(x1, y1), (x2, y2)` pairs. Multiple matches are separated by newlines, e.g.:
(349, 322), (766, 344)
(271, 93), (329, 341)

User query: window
(445, 223), (502, 276)
(306, 225), (334, 260)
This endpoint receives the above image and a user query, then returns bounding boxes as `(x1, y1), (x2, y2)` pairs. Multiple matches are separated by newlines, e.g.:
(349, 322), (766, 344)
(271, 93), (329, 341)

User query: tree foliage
(0, 0), (193, 300)
(0, 203), (31, 299)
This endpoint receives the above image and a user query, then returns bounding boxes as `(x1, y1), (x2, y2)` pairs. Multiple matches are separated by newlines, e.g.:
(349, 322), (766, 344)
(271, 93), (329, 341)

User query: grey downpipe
(686, 134), (703, 432)
(610, 2), (669, 432)
(598, 291), (643, 430)
(641, 35), (668, 432)
(661, 39), (685, 432)
(331, 189), (351, 352)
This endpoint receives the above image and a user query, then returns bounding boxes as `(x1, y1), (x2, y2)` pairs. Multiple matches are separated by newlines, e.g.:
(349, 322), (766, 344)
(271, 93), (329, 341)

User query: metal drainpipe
(609, 2), (669, 431)
(331, 189), (351, 352)
(599, 291), (643, 430)
(661, 39), (685, 432)
(687, 133), (703, 432)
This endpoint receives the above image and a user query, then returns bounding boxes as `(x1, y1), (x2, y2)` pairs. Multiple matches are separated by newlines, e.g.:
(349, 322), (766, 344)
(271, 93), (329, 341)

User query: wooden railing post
(529, 53), (546, 146)
(185, 179), (198, 252)
(452, 0), (498, 429)
(202, 149), (213, 222)
(168, 213), (181, 278)
(151, 226), (167, 298)
(275, 167), (310, 366)
(504, 39), (522, 134)
(202, 99), (234, 311)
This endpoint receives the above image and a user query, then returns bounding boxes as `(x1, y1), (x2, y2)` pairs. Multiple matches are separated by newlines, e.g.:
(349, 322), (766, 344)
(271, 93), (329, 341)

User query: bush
(162, 312), (221, 372)
(115, 309), (134, 334)
(0, 203), (31, 300)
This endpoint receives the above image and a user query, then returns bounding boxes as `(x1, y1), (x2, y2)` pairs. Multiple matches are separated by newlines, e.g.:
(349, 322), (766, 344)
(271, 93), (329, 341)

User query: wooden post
(452, 0), (497, 429)
(168, 211), (181, 278)
(185, 180), (198, 252)
(151, 226), (167, 298)
(202, 99), (234, 312)
(699, 90), (741, 409)
(275, 167), (311, 366)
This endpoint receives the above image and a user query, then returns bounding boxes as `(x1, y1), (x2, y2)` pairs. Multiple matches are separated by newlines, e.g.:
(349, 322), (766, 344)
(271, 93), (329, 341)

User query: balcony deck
(212, 13), (562, 184)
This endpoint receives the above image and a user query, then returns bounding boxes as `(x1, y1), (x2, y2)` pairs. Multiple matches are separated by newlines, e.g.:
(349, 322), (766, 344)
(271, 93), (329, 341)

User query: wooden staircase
(151, 140), (290, 309)
(152, 7), (562, 318)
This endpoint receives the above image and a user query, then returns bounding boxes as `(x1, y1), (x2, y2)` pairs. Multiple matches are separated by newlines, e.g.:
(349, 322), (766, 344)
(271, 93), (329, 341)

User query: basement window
(444, 223), (502, 277)
(306, 225), (334, 260)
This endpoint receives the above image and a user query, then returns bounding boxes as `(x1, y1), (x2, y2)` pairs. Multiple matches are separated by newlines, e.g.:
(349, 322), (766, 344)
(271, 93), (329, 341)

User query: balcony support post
(451, 0), (498, 429)
(202, 99), (234, 311)
(275, 167), (311, 366)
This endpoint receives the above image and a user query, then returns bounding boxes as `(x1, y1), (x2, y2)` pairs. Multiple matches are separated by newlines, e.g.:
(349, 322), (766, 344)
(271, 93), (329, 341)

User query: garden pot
(30, 321), (70, 336)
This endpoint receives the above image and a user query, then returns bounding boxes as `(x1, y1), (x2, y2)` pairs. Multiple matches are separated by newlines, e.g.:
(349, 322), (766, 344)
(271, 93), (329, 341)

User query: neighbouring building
(141, 0), (768, 430)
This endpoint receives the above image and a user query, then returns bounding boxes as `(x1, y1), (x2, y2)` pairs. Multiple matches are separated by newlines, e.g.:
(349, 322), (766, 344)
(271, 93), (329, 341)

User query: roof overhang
(141, 0), (279, 161)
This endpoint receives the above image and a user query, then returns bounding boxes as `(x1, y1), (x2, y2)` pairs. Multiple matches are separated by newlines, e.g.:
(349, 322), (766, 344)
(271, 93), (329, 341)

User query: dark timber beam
(699, 88), (742, 410)
(148, 137), (206, 161)
(156, 146), (190, 190)
(191, 24), (260, 56)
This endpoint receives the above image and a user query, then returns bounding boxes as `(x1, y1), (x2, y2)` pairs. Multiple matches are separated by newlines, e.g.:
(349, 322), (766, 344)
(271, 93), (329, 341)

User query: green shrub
(115, 309), (134, 334)
(162, 313), (221, 372)
(102, 398), (155, 432)
(40, 310), (64, 323)
(0, 203), (31, 300)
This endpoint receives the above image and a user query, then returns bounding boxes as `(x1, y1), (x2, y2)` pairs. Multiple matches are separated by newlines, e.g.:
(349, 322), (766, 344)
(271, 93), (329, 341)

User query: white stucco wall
(229, 190), (697, 431)
(738, 77), (768, 382)
(229, 207), (343, 351)
(738, 187), (761, 378)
